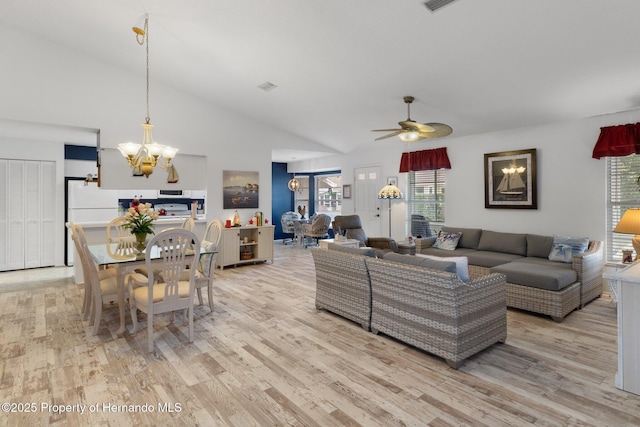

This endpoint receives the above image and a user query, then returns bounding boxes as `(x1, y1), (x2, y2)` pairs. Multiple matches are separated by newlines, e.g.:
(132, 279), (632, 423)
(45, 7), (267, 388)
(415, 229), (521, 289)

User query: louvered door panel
(24, 161), (41, 268)
(0, 160), (7, 270)
(40, 161), (56, 267)
(7, 160), (25, 270)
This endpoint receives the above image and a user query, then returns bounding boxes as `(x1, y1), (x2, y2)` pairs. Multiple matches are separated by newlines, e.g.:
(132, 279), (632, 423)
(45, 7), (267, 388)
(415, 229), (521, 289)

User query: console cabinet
(217, 225), (274, 270)
(603, 263), (640, 396)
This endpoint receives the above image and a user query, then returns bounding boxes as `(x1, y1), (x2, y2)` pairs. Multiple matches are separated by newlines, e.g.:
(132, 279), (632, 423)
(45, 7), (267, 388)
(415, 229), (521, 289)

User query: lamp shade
(614, 208), (640, 234)
(378, 184), (403, 199)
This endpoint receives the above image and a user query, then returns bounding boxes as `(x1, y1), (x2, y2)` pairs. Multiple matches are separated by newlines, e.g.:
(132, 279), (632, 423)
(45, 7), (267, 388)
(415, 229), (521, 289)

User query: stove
(154, 203), (190, 217)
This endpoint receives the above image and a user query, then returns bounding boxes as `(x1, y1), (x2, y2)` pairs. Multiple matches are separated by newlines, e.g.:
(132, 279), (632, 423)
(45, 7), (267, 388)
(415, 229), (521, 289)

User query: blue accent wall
(65, 144), (97, 161)
(272, 164), (342, 241)
(272, 162), (294, 240)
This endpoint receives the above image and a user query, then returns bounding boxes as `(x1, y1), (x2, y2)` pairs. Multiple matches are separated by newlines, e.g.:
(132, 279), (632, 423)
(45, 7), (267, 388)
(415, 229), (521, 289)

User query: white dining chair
(194, 219), (222, 311)
(128, 228), (201, 352)
(69, 222), (118, 321)
(182, 217), (195, 232)
(106, 216), (137, 257)
(74, 224), (147, 335)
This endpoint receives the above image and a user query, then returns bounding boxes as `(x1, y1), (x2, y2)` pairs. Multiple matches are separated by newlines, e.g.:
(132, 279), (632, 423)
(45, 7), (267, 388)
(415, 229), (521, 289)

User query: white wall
(297, 110), (640, 244)
(0, 22), (330, 265)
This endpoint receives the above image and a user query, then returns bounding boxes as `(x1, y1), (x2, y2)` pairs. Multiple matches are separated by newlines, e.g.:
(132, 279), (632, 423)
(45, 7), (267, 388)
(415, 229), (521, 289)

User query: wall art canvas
(223, 170), (259, 209)
(484, 149), (537, 209)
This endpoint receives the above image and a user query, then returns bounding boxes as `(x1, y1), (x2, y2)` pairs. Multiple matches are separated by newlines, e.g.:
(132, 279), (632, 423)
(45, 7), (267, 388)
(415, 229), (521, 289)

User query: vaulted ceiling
(3, 0), (640, 161)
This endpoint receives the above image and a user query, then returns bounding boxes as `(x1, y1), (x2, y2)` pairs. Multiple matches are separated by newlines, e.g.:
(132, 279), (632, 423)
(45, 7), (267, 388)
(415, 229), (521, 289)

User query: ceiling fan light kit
(372, 95), (452, 142)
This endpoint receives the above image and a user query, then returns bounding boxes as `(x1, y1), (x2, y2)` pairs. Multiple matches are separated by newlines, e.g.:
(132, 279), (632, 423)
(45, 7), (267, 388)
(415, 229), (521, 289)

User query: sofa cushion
(383, 252), (457, 274)
(419, 247), (477, 258)
(432, 231), (462, 250)
(526, 234), (554, 258)
(416, 254), (470, 282)
(327, 243), (376, 257)
(491, 261), (577, 291)
(441, 227), (483, 249)
(548, 235), (589, 263)
(478, 230), (527, 256)
(515, 256), (574, 269)
(465, 251), (524, 268)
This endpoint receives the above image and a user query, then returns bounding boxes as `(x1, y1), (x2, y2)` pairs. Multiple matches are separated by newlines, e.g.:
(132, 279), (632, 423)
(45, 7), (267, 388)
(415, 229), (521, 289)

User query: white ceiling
(3, 0), (640, 162)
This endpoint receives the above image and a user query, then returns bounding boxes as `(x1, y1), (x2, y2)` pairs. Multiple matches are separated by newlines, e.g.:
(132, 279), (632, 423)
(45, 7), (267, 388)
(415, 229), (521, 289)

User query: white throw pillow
(416, 253), (470, 282)
(432, 231), (462, 250)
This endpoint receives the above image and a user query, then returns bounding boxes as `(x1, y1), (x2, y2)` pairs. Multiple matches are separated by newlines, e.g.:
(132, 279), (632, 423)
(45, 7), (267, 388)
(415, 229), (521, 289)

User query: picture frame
(342, 184), (352, 199)
(222, 170), (260, 209)
(484, 148), (537, 209)
(387, 176), (398, 186)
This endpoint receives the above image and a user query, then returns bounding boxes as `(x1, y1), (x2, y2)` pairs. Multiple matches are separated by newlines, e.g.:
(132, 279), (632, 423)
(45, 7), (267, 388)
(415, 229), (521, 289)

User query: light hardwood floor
(1, 244), (639, 426)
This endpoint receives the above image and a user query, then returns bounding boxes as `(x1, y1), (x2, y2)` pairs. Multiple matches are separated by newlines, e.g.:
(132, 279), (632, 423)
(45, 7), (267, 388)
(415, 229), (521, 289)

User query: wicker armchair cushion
(383, 252), (457, 273)
(327, 243), (376, 257)
(441, 226), (483, 249)
(416, 254), (470, 282)
(478, 230), (527, 256)
(526, 234), (555, 258)
(491, 261), (577, 291)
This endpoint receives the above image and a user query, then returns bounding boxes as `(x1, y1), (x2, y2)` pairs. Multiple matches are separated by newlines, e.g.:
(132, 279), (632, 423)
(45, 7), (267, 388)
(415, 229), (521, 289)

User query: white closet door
(24, 161), (41, 268)
(7, 160), (25, 270)
(40, 161), (56, 267)
(0, 160), (7, 270)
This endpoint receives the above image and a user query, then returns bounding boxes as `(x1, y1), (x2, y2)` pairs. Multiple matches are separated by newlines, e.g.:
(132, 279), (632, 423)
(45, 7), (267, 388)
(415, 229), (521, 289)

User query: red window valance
(399, 147), (451, 172)
(592, 122), (640, 159)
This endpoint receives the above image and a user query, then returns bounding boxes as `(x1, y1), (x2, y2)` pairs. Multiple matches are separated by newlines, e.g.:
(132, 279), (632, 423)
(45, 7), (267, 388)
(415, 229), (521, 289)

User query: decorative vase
(134, 232), (148, 251)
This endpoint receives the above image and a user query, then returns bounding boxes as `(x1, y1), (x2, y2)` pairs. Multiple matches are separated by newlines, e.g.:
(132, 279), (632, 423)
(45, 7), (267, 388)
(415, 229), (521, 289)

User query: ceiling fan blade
(419, 123), (453, 138)
(374, 131), (403, 141)
(372, 128), (403, 132)
(399, 121), (435, 133)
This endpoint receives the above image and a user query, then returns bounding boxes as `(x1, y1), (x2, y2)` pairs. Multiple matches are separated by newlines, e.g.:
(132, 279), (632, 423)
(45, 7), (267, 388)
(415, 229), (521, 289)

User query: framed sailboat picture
(484, 149), (537, 209)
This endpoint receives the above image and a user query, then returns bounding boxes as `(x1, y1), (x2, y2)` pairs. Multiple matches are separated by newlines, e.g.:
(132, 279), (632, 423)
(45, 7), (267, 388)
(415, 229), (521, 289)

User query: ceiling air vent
(258, 81), (278, 92)
(423, 0), (457, 12)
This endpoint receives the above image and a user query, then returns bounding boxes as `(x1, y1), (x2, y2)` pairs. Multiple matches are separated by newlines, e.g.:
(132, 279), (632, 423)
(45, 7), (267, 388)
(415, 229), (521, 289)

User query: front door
(354, 165), (383, 238)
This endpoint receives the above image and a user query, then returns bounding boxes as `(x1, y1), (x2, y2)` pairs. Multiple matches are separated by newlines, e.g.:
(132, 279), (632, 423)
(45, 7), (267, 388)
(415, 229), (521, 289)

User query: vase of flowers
(122, 201), (159, 249)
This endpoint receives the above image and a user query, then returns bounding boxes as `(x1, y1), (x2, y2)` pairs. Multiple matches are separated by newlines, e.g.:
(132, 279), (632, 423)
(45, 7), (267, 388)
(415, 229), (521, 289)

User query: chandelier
(118, 15), (178, 178)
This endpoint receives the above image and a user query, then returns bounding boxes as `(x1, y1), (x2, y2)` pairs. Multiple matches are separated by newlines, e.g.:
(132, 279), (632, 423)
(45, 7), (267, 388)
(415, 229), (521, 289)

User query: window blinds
(607, 155), (640, 261)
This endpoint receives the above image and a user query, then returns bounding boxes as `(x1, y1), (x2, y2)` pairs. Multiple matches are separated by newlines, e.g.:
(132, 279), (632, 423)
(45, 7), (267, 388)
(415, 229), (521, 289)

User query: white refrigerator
(67, 180), (119, 265)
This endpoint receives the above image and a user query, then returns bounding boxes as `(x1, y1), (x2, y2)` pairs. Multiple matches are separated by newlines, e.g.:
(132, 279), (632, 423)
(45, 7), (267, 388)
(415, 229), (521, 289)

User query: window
(607, 155), (640, 261)
(407, 169), (445, 236)
(315, 174), (342, 215)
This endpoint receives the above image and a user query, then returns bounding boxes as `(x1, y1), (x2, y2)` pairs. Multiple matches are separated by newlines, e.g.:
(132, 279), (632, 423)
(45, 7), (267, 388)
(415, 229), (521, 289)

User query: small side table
(319, 238), (360, 249)
(397, 241), (416, 255)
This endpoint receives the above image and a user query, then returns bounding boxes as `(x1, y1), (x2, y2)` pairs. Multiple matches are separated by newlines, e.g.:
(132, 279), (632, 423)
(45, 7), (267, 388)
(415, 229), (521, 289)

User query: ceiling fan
(372, 96), (452, 142)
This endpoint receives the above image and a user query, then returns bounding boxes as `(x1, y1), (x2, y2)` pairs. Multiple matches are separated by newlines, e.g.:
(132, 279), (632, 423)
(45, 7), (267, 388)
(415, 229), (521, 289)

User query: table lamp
(614, 208), (640, 261)
(378, 184), (403, 238)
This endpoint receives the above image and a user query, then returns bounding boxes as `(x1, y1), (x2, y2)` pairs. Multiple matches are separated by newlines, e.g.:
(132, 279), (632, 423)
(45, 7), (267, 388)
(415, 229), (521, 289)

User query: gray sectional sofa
(415, 226), (603, 321)
(311, 245), (507, 369)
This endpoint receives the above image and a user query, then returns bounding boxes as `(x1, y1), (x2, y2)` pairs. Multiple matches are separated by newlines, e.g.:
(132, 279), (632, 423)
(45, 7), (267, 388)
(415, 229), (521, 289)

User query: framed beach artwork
(223, 170), (259, 209)
(484, 149), (537, 209)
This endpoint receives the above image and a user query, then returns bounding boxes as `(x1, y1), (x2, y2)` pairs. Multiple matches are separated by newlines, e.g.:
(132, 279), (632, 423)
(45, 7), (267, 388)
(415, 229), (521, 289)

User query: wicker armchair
(280, 211), (300, 244)
(366, 257), (507, 369)
(302, 214), (331, 247)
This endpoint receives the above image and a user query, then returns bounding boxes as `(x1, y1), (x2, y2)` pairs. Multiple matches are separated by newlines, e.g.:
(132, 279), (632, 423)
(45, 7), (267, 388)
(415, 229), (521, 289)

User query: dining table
(88, 241), (217, 336)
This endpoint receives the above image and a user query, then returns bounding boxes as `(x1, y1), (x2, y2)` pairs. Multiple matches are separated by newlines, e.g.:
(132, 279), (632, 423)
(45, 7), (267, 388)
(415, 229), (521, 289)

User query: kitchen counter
(74, 215), (206, 228)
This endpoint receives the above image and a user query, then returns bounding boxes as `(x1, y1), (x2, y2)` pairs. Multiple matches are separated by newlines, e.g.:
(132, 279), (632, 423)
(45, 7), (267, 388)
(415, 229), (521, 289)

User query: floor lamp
(378, 184), (404, 238)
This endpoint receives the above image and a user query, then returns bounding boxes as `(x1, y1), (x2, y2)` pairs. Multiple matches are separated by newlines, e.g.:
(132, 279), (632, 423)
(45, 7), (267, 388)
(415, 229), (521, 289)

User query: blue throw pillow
(548, 235), (589, 263)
